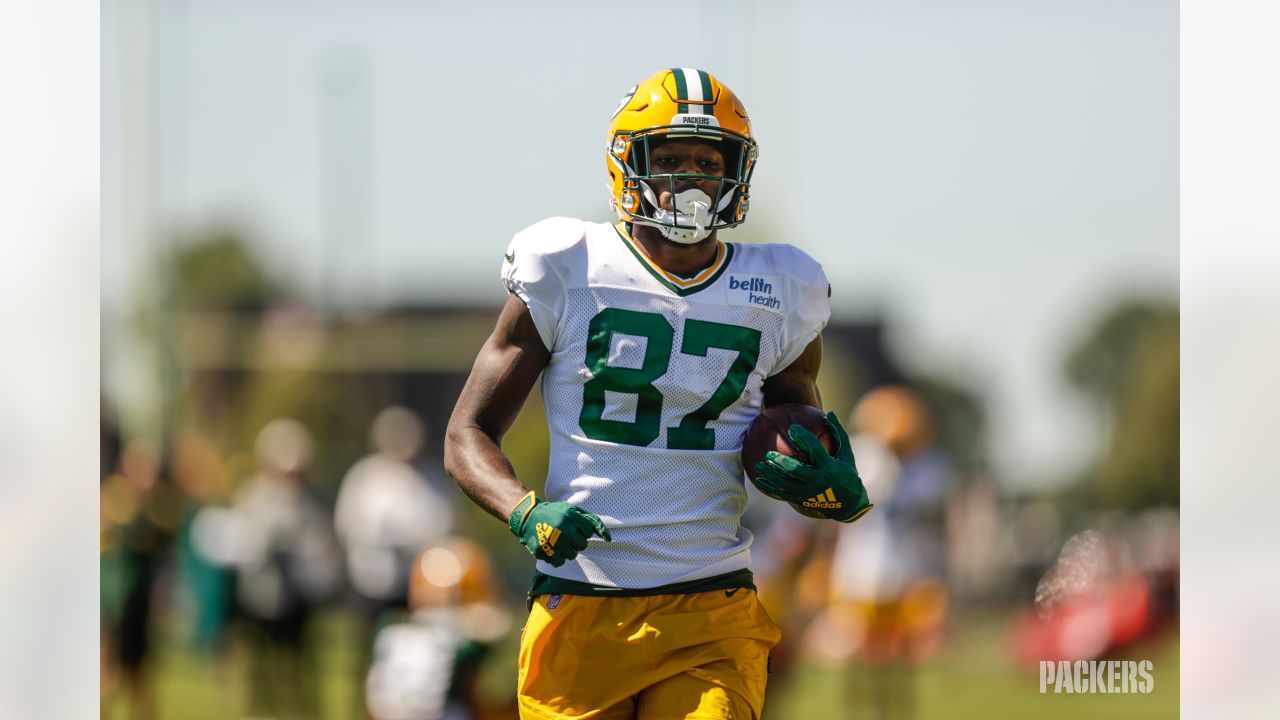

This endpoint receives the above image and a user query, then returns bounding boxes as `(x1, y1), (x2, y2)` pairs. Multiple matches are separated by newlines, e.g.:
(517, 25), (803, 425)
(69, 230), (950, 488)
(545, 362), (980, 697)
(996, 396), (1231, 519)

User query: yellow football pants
(517, 589), (781, 720)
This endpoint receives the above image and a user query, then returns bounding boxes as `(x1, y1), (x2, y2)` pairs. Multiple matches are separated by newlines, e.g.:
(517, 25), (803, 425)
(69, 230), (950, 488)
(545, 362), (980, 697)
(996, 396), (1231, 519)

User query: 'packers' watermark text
(1039, 660), (1153, 694)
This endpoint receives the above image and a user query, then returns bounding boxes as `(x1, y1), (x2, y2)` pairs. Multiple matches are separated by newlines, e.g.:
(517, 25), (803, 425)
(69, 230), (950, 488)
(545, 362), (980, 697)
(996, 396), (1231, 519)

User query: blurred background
(100, 1), (1178, 718)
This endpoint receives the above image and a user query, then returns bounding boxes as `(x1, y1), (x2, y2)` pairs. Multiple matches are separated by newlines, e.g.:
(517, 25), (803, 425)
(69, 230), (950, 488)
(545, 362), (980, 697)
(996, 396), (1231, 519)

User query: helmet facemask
(609, 125), (758, 245)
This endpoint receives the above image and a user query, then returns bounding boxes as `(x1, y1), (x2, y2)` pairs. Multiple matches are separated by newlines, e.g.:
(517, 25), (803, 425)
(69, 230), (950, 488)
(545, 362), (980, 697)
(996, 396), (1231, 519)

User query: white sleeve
(771, 249), (831, 375)
(500, 218), (583, 350)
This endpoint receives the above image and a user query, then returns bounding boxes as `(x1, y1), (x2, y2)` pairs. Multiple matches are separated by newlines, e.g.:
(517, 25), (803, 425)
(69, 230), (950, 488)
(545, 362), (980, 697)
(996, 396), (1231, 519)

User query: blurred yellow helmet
(606, 68), (758, 243)
(852, 385), (935, 457)
(409, 537), (499, 610)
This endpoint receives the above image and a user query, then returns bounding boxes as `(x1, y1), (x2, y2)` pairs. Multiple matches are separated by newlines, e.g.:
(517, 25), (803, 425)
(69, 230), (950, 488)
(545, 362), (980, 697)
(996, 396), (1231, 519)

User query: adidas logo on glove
(802, 488), (842, 510)
(537, 522), (561, 556)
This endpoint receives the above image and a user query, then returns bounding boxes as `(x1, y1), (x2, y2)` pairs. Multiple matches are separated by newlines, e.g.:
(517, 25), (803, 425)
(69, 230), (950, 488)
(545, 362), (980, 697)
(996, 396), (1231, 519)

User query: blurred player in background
(335, 406), (455, 627)
(100, 439), (179, 720)
(230, 418), (342, 719)
(365, 538), (514, 720)
(821, 386), (953, 720)
(336, 405), (458, 714)
(171, 429), (236, 654)
(445, 68), (871, 720)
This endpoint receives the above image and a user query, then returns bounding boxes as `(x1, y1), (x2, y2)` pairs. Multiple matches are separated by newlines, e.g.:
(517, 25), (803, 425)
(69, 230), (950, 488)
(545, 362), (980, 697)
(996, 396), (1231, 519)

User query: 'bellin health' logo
(727, 275), (780, 311)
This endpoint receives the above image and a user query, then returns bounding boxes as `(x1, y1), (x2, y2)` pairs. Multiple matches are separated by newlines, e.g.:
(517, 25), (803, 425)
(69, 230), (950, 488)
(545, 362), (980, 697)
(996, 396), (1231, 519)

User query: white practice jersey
(365, 610), (466, 720)
(502, 218), (830, 588)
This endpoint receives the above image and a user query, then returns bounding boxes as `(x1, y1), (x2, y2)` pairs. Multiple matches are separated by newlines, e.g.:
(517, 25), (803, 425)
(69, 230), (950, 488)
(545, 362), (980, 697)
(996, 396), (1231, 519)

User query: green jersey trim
(613, 223), (735, 297)
(527, 568), (755, 605)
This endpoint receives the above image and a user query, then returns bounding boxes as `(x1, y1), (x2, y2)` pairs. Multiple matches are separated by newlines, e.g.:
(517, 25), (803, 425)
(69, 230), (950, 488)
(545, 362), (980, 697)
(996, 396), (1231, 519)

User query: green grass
(766, 613), (1179, 720)
(104, 611), (367, 720)
(104, 611), (1177, 719)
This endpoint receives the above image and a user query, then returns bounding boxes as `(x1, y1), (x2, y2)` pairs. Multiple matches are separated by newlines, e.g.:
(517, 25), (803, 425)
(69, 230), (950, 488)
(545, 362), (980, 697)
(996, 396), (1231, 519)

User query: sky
(101, 0), (1178, 489)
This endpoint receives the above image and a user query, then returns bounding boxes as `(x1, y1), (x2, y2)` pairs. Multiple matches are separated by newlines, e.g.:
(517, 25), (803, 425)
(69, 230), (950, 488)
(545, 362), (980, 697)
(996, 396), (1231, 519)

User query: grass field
(767, 613), (1178, 720)
(104, 610), (1178, 719)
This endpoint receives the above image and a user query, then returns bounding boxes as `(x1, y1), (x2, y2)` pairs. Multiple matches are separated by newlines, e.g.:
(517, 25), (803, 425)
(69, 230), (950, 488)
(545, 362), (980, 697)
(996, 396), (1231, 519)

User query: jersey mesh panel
(535, 286), (787, 588)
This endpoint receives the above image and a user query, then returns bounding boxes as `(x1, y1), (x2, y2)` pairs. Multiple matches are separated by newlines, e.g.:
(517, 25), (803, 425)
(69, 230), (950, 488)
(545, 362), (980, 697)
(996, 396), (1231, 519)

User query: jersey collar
(613, 222), (735, 297)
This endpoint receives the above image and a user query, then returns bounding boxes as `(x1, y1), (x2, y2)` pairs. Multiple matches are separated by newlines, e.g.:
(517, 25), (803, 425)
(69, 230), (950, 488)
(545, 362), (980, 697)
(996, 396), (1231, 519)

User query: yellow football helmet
(852, 385), (935, 458)
(607, 68), (758, 243)
(409, 537), (499, 609)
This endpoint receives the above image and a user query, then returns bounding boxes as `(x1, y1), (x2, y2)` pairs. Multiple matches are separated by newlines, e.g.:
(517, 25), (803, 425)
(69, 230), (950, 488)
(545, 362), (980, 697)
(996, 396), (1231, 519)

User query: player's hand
(752, 412), (874, 523)
(507, 493), (612, 567)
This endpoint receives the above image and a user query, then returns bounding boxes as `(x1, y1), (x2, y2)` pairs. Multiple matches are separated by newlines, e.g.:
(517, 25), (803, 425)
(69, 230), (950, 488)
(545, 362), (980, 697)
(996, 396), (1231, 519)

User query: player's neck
(630, 224), (721, 279)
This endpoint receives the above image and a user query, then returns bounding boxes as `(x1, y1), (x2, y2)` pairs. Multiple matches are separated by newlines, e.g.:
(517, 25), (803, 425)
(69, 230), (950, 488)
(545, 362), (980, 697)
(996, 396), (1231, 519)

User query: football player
(445, 68), (871, 720)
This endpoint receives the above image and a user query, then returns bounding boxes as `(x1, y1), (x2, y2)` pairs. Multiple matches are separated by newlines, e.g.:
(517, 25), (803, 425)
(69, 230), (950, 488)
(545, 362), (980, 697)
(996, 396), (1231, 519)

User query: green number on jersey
(667, 320), (762, 450)
(578, 309), (761, 449)
(580, 308), (674, 446)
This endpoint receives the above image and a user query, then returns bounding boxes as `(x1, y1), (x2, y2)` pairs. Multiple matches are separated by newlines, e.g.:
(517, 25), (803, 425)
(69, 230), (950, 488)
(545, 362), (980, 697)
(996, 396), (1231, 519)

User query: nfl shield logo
(546, 594), (563, 610)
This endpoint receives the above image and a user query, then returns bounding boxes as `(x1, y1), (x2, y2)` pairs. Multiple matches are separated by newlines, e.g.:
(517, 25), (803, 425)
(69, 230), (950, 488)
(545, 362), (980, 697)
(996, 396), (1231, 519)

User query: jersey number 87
(579, 308), (760, 450)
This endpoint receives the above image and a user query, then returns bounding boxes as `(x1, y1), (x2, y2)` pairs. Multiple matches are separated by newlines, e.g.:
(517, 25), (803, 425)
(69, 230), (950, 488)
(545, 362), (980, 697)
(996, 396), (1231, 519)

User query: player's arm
(444, 294), (610, 566)
(444, 293), (549, 520)
(755, 334), (873, 523)
(761, 335), (823, 408)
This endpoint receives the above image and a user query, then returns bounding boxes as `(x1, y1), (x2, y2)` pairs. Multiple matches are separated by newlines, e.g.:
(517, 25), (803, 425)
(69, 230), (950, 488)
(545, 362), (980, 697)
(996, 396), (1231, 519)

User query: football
(741, 404), (837, 484)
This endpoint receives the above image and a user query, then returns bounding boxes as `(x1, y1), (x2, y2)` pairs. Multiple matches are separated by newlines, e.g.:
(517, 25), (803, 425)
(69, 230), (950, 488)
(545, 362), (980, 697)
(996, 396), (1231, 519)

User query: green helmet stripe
(697, 70), (714, 111)
(670, 67), (689, 113)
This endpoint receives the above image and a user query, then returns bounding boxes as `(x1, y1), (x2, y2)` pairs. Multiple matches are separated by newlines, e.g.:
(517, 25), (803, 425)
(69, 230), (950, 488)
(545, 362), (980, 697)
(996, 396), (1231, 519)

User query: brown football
(741, 404), (837, 484)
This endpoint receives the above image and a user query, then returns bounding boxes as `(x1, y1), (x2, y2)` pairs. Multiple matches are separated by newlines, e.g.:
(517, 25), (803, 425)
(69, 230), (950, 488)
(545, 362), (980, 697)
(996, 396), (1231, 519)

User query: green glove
(751, 412), (874, 523)
(507, 492), (612, 567)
